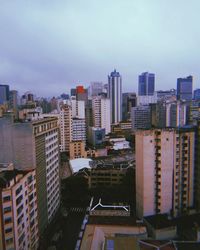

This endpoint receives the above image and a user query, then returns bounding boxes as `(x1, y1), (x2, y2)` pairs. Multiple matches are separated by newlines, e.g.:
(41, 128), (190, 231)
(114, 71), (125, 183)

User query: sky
(0, 0), (200, 97)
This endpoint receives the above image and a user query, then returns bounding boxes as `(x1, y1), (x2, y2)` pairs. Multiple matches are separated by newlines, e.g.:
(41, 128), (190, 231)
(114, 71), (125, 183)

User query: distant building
(131, 105), (151, 130)
(136, 128), (195, 218)
(194, 89), (200, 100)
(108, 69), (122, 124)
(88, 127), (105, 146)
(60, 104), (72, 152)
(122, 93), (136, 121)
(89, 82), (104, 96)
(76, 85), (88, 102)
(156, 89), (176, 101)
(9, 90), (18, 116)
(69, 141), (87, 159)
(92, 95), (111, 134)
(0, 166), (39, 250)
(166, 100), (189, 127)
(72, 118), (86, 142)
(177, 76), (193, 101)
(138, 72), (155, 96)
(0, 84), (9, 105)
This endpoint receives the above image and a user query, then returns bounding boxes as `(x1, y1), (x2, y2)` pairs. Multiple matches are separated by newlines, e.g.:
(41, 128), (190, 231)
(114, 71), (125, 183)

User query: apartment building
(69, 141), (87, 159)
(136, 128), (195, 218)
(0, 114), (60, 235)
(60, 104), (72, 152)
(0, 165), (38, 250)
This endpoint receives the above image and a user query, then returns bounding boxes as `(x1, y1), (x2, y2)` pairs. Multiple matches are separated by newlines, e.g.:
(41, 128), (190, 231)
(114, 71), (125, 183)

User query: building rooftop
(144, 214), (175, 230)
(0, 169), (30, 188)
(69, 158), (92, 173)
(139, 240), (175, 250)
(88, 216), (140, 226)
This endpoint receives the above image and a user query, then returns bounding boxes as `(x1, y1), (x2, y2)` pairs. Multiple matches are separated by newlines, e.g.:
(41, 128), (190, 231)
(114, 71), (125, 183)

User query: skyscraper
(108, 69), (122, 124)
(0, 84), (9, 104)
(92, 95), (111, 134)
(177, 76), (193, 101)
(138, 72), (155, 96)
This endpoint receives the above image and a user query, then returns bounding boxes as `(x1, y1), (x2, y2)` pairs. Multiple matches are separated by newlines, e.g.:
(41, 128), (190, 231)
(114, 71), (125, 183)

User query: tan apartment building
(69, 140), (87, 159)
(136, 128), (195, 218)
(0, 165), (38, 250)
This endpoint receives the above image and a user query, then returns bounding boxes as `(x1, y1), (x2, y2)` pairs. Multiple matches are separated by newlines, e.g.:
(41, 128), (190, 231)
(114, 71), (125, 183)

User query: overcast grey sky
(0, 0), (199, 97)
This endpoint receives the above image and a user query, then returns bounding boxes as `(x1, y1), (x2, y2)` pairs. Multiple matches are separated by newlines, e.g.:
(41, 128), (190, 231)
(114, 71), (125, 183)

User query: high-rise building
(89, 82), (104, 97)
(72, 118), (86, 142)
(195, 121), (200, 211)
(0, 115), (60, 235)
(136, 128), (195, 218)
(194, 89), (200, 101)
(76, 85), (88, 102)
(177, 76), (193, 101)
(0, 84), (9, 105)
(108, 69), (122, 124)
(60, 104), (72, 152)
(166, 100), (189, 127)
(0, 164), (39, 250)
(138, 72), (155, 96)
(92, 95), (111, 134)
(122, 93), (137, 121)
(131, 105), (151, 130)
(88, 127), (105, 146)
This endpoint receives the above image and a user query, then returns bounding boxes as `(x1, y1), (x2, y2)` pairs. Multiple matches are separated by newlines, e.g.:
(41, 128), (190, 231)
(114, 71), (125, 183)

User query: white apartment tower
(92, 96), (111, 134)
(60, 104), (72, 152)
(108, 69), (122, 124)
(136, 128), (195, 219)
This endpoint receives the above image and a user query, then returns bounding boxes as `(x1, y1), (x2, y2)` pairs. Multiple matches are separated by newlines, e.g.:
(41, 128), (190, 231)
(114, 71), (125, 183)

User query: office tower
(72, 118), (86, 142)
(194, 89), (200, 100)
(0, 165), (39, 250)
(0, 115), (60, 235)
(166, 100), (189, 127)
(20, 92), (34, 105)
(150, 102), (166, 128)
(89, 82), (104, 96)
(131, 105), (151, 130)
(76, 85), (88, 102)
(9, 90), (18, 118)
(108, 69), (122, 124)
(122, 93), (137, 121)
(92, 95), (111, 134)
(177, 76), (193, 101)
(71, 98), (85, 119)
(138, 72), (155, 96)
(9, 90), (18, 110)
(0, 84), (9, 104)
(136, 128), (195, 218)
(189, 100), (200, 125)
(156, 89), (176, 101)
(88, 127), (105, 146)
(60, 104), (72, 152)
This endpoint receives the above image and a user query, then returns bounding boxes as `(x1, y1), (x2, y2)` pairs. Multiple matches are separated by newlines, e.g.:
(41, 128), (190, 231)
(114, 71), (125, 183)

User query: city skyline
(1, 1), (200, 96)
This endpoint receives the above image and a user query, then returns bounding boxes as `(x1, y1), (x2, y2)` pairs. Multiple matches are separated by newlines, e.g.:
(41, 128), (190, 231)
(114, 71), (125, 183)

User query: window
(4, 207), (11, 213)
(3, 196), (11, 202)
